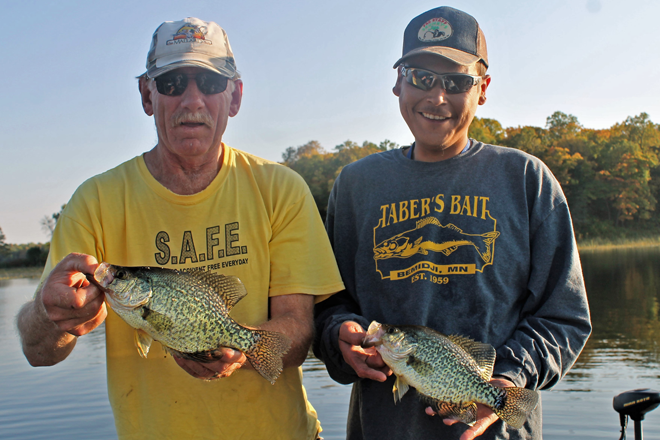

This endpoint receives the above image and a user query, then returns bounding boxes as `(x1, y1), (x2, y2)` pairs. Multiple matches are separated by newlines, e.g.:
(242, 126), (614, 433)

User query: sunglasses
(401, 66), (482, 94)
(154, 71), (229, 96)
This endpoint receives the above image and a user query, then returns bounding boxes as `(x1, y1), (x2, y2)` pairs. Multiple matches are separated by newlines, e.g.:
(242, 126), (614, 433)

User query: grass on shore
(0, 267), (43, 281)
(578, 236), (660, 252)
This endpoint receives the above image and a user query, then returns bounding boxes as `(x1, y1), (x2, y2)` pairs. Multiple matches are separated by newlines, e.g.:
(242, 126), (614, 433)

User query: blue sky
(2, 0), (659, 244)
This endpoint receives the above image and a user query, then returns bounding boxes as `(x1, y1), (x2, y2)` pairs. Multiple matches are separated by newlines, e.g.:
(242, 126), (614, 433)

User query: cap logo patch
(167, 24), (212, 46)
(418, 18), (452, 42)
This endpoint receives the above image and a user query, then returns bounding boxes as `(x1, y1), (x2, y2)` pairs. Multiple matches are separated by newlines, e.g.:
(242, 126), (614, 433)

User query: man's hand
(17, 252), (107, 366)
(40, 253), (107, 336)
(339, 321), (391, 382)
(173, 348), (247, 381)
(426, 377), (514, 440)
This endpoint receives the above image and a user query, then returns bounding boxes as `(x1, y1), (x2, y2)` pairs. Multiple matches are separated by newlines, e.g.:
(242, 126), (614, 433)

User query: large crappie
(89, 263), (291, 384)
(362, 321), (539, 429)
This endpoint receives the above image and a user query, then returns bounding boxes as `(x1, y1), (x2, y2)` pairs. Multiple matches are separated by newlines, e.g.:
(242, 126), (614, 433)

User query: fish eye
(116, 270), (126, 279)
(387, 327), (397, 334)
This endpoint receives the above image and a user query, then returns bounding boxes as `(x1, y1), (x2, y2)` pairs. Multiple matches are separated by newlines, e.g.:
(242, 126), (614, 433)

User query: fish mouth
(94, 263), (116, 288)
(85, 263), (115, 294)
(362, 321), (385, 348)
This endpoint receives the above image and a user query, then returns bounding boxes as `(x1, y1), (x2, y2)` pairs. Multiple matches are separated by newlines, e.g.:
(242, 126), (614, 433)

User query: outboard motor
(613, 388), (660, 440)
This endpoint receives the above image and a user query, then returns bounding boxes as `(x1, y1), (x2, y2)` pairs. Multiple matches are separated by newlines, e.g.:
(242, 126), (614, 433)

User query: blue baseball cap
(393, 7), (488, 69)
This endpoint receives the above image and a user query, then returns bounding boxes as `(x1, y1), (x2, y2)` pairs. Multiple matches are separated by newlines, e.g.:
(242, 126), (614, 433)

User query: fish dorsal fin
(134, 329), (153, 359)
(416, 216), (441, 229)
(393, 375), (410, 403)
(188, 271), (248, 310)
(447, 335), (496, 381)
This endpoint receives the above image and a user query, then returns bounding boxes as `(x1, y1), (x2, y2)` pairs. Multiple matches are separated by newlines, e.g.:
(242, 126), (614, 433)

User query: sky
(2, 0), (659, 244)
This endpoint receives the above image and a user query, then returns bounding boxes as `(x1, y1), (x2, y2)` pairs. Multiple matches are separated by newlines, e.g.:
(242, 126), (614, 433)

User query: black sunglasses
(154, 71), (229, 96)
(401, 66), (482, 94)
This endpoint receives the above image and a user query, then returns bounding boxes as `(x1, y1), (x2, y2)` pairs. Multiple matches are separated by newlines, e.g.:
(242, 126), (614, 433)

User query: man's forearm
(16, 295), (77, 367)
(261, 294), (315, 368)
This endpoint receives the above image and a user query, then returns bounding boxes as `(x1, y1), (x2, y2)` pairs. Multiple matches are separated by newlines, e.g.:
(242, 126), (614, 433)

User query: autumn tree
(283, 139), (398, 220)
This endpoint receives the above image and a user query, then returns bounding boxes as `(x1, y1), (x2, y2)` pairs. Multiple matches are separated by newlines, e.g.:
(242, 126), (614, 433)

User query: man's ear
(228, 79), (243, 118)
(478, 75), (491, 106)
(139, 77), (154, 116)
(392, 69), (403, 97)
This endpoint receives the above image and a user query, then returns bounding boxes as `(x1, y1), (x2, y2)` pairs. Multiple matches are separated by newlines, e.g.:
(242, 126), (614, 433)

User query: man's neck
(143, 144), (224, 195)
(407, 138), (471, 162)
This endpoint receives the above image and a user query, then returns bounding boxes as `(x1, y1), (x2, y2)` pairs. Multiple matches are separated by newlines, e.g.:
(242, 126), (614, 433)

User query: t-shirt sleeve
(38, 185), (102, 288)
(267, 179), (344, 300)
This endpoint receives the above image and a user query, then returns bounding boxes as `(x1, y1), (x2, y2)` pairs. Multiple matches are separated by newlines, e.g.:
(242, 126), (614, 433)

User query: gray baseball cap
(145, 17), (237, 79)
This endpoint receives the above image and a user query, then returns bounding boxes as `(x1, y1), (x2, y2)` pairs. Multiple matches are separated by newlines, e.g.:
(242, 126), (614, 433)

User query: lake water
(2, 247), (660, 439)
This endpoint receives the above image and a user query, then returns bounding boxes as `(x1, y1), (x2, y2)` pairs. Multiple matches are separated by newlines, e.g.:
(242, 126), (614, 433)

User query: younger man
(314, 7), (591, 440)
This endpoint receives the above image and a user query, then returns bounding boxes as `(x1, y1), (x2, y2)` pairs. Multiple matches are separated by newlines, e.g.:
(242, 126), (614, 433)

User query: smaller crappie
(362, 321), (539, 429)
(89, 263), (291, 384)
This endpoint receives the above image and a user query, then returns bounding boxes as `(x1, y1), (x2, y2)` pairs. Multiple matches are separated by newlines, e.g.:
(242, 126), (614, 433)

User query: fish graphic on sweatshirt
(373, 216), (500, 264)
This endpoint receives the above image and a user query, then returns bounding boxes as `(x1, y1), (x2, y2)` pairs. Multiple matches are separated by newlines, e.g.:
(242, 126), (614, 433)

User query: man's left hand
(426, 377), (514, 440)
(173, 347), (246, 381)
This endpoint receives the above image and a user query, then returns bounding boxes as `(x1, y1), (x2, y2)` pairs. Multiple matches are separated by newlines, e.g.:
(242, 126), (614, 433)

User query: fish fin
(405, 353), (435, 379)
(491, 387), (540, 429)
(167, 348), (222, 362)
(413, 236), (423, 246)
(416, 216), (441, 229)
(431, 400), (478, 426)
(190, 272), (248, 310)
(446, 335), (496, 380)
(393, 375), (410, 403)
(134, 330), (153, 358)
(141, 307), (176, 334)
(446, 223), (464, 233)
(244, 329), (292, 384)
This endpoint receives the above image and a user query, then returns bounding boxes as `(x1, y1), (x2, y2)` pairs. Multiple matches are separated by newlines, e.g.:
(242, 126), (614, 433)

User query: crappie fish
(89, 263), (291, 384)
(362, 321), (539, 429)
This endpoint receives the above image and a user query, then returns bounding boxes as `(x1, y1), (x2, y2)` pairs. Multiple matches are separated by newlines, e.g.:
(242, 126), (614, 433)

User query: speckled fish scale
(363, 321), (539, 429)
(95, 263), (291, 384)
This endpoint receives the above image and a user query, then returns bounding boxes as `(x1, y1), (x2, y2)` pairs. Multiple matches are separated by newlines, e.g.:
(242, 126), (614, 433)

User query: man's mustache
(170, 111), (213, 128)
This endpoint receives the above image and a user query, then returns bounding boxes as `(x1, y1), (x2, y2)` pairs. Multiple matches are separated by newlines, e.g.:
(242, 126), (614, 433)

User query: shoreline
(2, 236), (660, 280)
(578, 237), (660, 252)
(0, 267), (43, 281)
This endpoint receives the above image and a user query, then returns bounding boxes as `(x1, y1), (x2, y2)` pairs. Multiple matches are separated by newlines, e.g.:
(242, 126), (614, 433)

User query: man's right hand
(338, 321), (391, 382)
(39, 253), (107, 336)
(17, 253), (107, 366)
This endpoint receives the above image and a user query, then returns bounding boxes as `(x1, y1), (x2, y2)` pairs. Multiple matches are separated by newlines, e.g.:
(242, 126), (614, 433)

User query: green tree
(0, 227), (8, 257)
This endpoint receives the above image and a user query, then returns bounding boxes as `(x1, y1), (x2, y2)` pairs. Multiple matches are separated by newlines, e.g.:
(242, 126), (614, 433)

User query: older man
(17, 17), (344, 440)
(313, 6), (591, 440)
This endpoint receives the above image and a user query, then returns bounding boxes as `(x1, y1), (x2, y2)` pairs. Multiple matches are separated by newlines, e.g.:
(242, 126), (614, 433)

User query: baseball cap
(145, 17), (237, 79)
(393, 7), (488, 69)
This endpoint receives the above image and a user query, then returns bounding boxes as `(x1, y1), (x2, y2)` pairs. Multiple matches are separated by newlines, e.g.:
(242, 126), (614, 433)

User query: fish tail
(491, 387), (539, 429)
(245, 330), (292, 384)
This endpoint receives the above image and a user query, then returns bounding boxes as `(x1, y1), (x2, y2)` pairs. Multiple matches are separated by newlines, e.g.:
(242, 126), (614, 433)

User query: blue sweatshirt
(313, 142), (591, 439)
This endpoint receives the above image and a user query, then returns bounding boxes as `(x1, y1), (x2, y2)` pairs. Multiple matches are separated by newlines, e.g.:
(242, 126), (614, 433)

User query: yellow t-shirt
(41, 145), (345, 440)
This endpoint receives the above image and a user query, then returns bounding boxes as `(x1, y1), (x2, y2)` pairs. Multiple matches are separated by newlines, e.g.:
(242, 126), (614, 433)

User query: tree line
(1, 110), (657, 269)
(283, 111), (660, 241)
